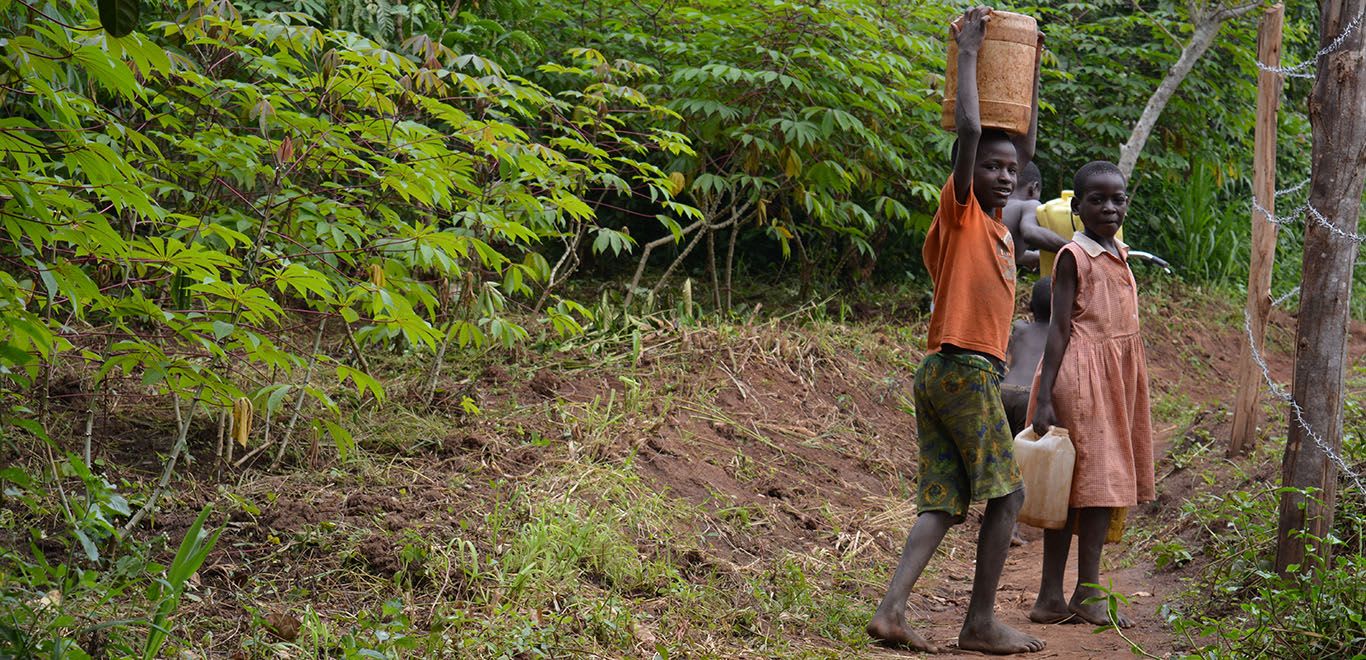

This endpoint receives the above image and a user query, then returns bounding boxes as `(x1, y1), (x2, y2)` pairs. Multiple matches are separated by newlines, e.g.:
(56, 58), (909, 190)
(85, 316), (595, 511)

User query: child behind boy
(1028, 160), (1155, 628)
(867, 6), (1044, 655)
(1002, 163), (1049, 269)
(1002, 276), (1050, 546)
(1002, 276), (1051, 435)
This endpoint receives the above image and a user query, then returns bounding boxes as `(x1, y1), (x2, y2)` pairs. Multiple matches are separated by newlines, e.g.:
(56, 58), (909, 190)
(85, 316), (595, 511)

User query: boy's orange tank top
(923, 177), (1017, 362)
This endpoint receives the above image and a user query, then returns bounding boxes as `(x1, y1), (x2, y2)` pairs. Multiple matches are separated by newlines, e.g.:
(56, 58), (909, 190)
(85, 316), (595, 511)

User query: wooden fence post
(1275, 0), (1366, 575)
(1229, 5), (1284, 456)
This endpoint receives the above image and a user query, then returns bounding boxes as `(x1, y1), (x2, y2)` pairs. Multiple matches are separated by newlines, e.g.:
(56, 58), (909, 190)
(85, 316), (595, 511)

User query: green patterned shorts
(913, 352), (1023, 519)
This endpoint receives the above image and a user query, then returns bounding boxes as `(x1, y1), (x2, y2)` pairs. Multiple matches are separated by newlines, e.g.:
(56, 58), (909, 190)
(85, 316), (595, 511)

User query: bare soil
(19, 285), (1366, 657)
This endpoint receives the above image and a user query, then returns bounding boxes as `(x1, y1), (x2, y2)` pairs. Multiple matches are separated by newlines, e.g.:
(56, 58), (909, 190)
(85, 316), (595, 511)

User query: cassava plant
(0, 0), (692, 512)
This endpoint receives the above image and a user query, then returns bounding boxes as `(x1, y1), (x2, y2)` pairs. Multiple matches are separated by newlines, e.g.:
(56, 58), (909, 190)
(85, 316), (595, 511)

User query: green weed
(1163, 481), (1366, 658)
(1140, 160), (1249, 283)
(1152, 540), (1193, 570)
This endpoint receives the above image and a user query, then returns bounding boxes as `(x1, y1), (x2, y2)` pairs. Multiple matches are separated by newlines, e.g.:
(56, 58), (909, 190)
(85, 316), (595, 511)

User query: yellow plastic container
(1105, 508), (1127, 544)
(1036, 190), (1124, 274)
(1013, 426), (1074, 530)
(941, 10), (1039, 136)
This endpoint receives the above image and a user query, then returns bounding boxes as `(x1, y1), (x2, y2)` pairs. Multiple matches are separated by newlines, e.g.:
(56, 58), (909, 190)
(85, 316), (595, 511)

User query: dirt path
(860, 516), (1183, 659)
(865, 430), (1186, 659)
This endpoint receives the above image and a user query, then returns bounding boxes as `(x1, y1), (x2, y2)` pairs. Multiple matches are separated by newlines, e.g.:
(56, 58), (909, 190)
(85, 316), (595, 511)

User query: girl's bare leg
(1029, 509), (1077, 623)
(1069, 507), (1134, 628)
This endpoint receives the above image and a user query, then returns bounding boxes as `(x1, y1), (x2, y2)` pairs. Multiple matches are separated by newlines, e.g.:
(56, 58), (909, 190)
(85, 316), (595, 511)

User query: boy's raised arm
(1012, 30), (1044, 169)
(950, 7), (991, 205)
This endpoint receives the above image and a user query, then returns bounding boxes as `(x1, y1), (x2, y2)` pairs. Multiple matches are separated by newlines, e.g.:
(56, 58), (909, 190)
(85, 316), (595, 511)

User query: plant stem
(424, 321), (454, 409)
(270, 317), (327, 470)
(725, 218), (741, 312)
(343, 318), (372, 374)
(82, 398), (95, 467)
(535, 222), (588, 314)
(121, 385), (206, 536)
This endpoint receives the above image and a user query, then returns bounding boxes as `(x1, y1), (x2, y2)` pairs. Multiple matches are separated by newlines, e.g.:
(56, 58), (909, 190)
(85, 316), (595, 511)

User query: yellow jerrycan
(1036, 191), (1125, 274)
(1013, 426), (1074, 529)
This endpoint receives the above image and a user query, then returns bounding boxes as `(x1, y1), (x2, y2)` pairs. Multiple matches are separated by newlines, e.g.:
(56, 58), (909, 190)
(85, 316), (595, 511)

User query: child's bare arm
(1021, 209), (1069, 253)
(1031, 249), (1077, 433)
(1012, 31), (1044, 168)
(950, 7), (991, 204)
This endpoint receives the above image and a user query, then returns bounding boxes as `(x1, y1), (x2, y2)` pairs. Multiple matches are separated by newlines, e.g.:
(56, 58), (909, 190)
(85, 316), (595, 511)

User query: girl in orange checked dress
(1027, 160), (1154, 629)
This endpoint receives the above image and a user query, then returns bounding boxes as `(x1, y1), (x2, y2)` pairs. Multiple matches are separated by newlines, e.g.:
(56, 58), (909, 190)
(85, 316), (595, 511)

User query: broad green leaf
(99, 0), (141, 37)
(73, 528), (100, 562)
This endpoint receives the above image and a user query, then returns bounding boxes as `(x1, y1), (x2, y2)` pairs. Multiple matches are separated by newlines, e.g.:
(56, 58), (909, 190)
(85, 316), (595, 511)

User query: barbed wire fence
(1237, 4), (1366, 497)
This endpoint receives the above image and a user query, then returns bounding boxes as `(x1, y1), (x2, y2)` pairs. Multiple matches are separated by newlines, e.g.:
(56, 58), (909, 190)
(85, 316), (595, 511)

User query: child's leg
(1029, 509), (1076, 623)
(959, 488), (1046, 654)
(920, 354), (1043, 654)
(867, 511), (954, 651)
(1068, 507), (1134, 628)
(868, 354), (965, 652)
(1000, 385), (1029, 547)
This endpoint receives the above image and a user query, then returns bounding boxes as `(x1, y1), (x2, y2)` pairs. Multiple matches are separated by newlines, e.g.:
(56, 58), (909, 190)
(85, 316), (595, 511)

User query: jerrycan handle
(1012, 426), (1070, 444)
(1042, 426), (1070, 440)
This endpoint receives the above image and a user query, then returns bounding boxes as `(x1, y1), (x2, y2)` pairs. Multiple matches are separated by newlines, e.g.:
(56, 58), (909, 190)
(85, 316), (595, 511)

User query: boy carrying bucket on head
(866, 6), (1045, 654)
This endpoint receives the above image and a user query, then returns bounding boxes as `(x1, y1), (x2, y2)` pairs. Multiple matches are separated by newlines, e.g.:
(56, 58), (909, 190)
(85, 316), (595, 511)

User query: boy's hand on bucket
(950, 6), (993, 50)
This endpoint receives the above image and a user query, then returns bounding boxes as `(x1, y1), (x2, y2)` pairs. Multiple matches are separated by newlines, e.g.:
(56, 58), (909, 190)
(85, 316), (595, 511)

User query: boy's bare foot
(1027, 597), (1077, 625)
(867, 615), (941, 653)
(1010, 526), (1026, 547)
(958, 620), (1045, 654)
(1068, 596), (1134, 628)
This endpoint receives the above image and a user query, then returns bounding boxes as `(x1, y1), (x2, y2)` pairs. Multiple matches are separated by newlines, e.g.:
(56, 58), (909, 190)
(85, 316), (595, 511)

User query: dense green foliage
(0, 0), (697, 437)
(0, 0), (1321, 440)
(488, 0), (1320, 285)
(2, 1), (690, 651)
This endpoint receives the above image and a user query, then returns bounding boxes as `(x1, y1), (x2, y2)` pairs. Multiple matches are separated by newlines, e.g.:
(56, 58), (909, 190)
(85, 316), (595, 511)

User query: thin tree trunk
(343, 320), (372, 374)
(707, 224), (722, 310)
(1117, 2), (1261, 180)
(625, 197), (719, 308)
(534, 223), (587, 314)
(271, 317), (328, 470)
(652, 202), (750, 297)
(1275, 0), (1366, 575)
(625, 219), (706, 307)
(794, 230), (814, 301)
(724, 219), (742, 312)
(121, 385), (206, 535)
(653, 224), (713, 297)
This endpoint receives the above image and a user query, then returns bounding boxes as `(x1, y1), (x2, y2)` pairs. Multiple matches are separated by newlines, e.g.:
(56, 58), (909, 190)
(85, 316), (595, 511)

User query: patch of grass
(15, 280), (1310, 657)
(1151, 391), (1200, 431)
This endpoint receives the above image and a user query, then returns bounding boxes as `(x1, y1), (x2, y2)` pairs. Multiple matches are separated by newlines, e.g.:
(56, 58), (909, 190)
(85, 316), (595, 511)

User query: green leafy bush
(2, 0), (692, 652)
(1163, 481), (1366, 658)
(1141, 160), (1249, 282)
(0, 0), (694, 451)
